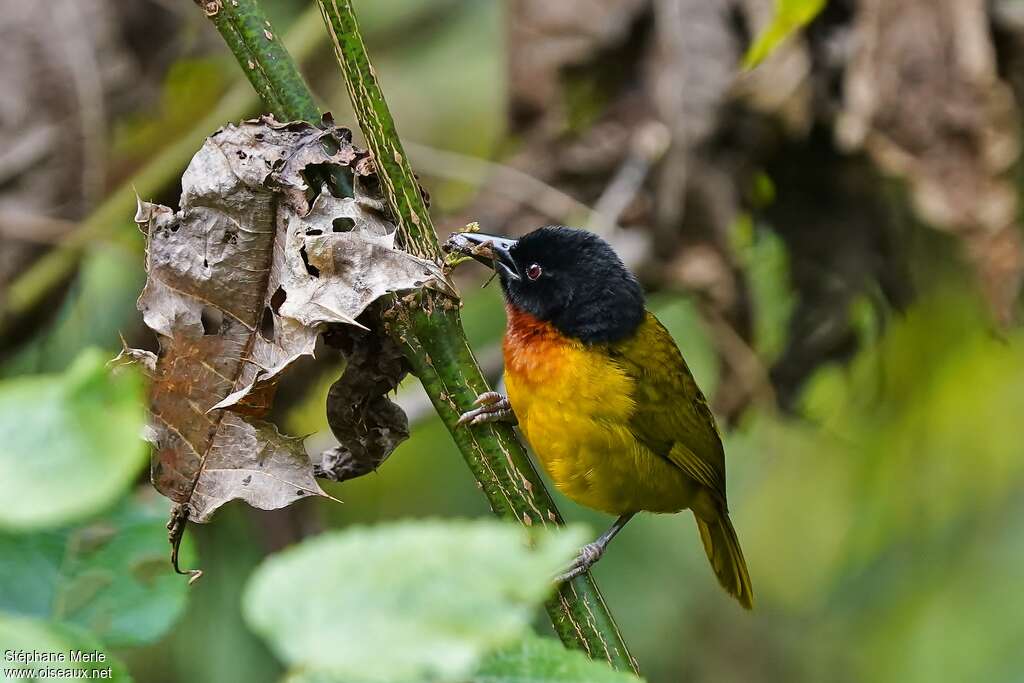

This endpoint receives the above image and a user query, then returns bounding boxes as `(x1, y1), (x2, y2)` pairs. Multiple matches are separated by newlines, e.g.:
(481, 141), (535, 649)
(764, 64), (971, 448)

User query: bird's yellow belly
(504, 339), (696, 515)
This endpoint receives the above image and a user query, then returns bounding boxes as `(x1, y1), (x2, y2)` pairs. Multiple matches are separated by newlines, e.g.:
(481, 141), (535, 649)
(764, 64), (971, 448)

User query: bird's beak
(456, 232), (521, 282)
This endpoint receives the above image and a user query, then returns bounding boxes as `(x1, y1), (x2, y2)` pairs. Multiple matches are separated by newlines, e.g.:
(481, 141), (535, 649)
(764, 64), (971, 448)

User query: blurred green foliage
(0, 492), (195, 647)
(2, 246), (145, 378)
(0, 614), (134, 681)
(0, 491), (195, 682)
(0, 349), (147, 530)
(113, 59), (231, 168)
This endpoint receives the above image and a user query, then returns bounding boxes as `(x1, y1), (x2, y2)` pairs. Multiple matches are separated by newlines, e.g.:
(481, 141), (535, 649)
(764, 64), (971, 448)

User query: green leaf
(0, 613), (133, 681)
(473, 637), (646, 683)
(280, 637), (646, 683)
(743, 0), (826, 69)
(0, 491), (194, 647)
(0, 348), (147, 530)
(243, 520), (587, 683)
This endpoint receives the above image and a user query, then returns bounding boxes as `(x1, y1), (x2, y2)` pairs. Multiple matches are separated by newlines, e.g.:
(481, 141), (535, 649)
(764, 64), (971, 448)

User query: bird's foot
(555, 540), (606, 583)
(456, 391), (518, 426)
(553, 513), (634, 583)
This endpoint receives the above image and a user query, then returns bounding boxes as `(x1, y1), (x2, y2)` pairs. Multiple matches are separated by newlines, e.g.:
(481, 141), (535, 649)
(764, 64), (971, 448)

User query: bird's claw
(473, 391), (503, 407)
(457, 392), (517, 426)
(555, 541), (605, 583)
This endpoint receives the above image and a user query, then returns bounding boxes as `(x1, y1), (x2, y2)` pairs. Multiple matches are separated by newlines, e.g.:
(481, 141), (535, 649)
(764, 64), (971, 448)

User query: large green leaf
(243, 520), (587, 683)
(0, 349), (147, 530)
(281, 637), (645, 683)
(0, 613), (133, 681)
(0, 491), (194, 647)
(473, 637), (645, 683)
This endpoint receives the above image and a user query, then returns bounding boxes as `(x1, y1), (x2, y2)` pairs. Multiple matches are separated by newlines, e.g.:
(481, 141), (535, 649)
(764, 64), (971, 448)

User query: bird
(451, 225), (753, 609)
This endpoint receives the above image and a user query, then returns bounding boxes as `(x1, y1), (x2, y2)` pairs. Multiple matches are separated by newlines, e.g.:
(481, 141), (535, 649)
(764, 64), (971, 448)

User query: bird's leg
(556, 513), (636, 583)
(456, 391), (518, 426)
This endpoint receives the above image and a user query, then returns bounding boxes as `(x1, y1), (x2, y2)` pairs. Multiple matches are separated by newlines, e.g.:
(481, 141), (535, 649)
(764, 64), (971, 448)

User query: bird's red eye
(527, 263), (542, 280)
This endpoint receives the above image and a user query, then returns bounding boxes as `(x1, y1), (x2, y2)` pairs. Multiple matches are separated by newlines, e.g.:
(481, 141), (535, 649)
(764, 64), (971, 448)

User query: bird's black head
(457, 226), (645, 344)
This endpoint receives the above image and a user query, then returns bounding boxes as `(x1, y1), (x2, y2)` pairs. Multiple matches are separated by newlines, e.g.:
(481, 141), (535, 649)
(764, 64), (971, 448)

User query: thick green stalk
(196, 0), (319, 122)
(316, 0), (637, 672)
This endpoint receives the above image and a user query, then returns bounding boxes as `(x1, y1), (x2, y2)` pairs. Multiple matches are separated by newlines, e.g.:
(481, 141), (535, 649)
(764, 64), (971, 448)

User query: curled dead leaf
(128, 116), (452, 569)
(315, 317), (410, 482)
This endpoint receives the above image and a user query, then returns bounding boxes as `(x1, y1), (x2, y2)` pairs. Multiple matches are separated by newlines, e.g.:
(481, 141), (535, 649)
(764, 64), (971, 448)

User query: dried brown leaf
(132, 116), (450, 528)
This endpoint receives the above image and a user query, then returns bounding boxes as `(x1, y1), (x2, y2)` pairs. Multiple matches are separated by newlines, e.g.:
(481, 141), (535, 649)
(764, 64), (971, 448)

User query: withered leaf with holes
(129, 116), (452, 569)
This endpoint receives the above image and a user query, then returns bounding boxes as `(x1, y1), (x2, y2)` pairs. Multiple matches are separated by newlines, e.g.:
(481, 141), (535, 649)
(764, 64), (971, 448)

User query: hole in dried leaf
(201, 306), (223, 335)
(260, 306), (275, 342)
(358, 172), (380, 196)
(305, 228), (323, 236)
(333, 217), (355, 233)
(270, 286), (287, 314)
(300, 245), (320, 278)
(320, 137), (340, 155)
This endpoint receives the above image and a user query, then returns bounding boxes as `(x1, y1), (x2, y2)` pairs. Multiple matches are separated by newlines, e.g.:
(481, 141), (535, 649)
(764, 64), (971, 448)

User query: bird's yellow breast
(502, 306), (696, 515)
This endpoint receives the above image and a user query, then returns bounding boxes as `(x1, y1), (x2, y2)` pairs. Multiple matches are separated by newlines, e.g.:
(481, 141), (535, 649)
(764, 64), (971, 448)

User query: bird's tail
(695, 510), (754, 609)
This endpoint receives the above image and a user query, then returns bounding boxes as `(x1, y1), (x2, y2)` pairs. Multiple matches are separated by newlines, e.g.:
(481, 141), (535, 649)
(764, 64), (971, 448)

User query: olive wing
(611, 312), (728, 504)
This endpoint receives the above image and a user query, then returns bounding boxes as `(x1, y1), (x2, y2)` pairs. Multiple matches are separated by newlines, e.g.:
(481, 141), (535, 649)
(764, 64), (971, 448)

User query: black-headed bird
(452, 226), (753, 609)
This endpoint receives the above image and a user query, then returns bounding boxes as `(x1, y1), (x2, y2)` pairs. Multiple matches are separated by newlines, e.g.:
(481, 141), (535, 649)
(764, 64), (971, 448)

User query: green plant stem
(315, 0), (637, 672)
(197, 0), (320, 122)
(203, 4), (284, 116)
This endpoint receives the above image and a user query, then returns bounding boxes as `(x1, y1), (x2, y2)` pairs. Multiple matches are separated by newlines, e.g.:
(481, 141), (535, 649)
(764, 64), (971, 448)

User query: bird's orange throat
(502, 305), (575, 386)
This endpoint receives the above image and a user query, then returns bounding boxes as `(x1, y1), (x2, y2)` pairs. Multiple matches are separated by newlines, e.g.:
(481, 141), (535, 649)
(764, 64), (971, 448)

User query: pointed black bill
(455, 232), (520, 282)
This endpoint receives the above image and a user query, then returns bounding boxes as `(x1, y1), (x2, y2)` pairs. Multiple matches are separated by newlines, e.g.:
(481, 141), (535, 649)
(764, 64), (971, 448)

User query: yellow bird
(454, 226), (753, 608)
